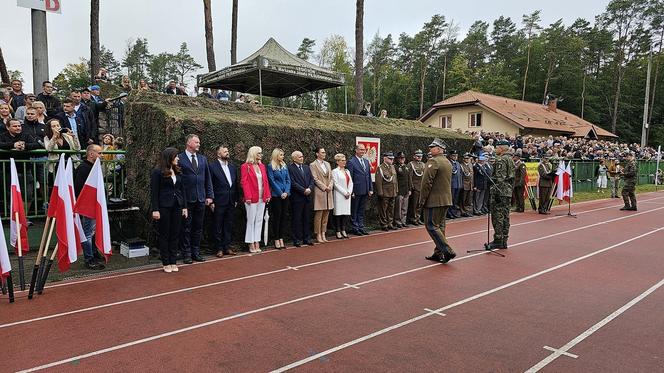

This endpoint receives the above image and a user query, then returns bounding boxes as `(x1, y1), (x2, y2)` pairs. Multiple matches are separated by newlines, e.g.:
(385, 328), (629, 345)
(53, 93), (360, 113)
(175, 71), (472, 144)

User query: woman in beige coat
(310, 147), (334, 243)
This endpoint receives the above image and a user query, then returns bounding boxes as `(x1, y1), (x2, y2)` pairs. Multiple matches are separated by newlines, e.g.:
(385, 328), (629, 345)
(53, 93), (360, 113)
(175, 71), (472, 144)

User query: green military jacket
(409, 160), (425, 192)
(375, 162), (398, 197)
(622, 159), (637, 186)
(514, 160), (527, 188)
(395, 163), (412, 196)
(492, 153), (515, 198)
(419, 154), (452, 208)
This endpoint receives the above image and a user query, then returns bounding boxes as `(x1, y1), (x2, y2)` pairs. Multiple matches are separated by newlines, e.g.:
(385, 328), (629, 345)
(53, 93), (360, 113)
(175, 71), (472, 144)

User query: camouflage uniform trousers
(610, 177), (620, 198)
(621, 182), (637, 208)
(490, 193), (512, 244)
(423, 206), (455, 257)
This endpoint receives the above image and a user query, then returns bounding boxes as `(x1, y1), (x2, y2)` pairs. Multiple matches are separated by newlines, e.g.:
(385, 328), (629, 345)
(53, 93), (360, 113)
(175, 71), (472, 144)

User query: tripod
(467, 167), (505, 257)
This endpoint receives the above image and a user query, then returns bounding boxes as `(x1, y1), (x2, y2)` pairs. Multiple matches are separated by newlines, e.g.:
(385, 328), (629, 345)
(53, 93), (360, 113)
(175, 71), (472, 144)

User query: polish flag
(65, 158), (87, 255)
(556, 161), (573, 202)
(0, 218), (11, 279)
(9, 159), (29, 254)
(75, 159), (112, 260)
(47, 155), (78, 272)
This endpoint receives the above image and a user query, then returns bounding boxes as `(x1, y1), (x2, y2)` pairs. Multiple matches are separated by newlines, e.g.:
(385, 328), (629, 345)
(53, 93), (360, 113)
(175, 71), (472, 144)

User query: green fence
(568, 160), (661, 193)
(1, 149), (126, 219)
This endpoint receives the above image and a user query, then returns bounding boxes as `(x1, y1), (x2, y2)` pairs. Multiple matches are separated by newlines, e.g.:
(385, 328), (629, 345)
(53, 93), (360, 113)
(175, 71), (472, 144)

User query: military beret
(496, 139), (510, 146)
(383, 151), (395, 158)
(428, 138), (447, 149)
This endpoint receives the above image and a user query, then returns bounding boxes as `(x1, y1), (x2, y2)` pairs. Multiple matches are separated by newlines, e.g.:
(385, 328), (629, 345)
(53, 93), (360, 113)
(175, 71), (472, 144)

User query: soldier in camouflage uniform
(408, 150), (425, 225)
(487, 140), (515, 250)
(619, 152), (638, 211)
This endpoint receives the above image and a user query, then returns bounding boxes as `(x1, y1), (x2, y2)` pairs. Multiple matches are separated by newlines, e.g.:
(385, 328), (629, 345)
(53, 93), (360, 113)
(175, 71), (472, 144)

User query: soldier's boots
(425, 245), (456, 263)
(485, 240), (508, 250)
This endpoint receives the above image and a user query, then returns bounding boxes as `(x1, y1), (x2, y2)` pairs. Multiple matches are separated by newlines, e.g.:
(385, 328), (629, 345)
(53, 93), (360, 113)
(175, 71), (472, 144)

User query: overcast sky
(1, 0), (610, 92)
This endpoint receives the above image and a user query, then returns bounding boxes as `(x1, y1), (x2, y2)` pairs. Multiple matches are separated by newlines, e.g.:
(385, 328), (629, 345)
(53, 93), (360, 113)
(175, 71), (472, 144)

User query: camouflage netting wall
(124, 91), (473, 249)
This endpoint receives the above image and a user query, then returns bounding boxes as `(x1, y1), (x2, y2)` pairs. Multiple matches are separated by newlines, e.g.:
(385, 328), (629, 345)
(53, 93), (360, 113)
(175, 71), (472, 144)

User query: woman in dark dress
(151, 147), (188, 273)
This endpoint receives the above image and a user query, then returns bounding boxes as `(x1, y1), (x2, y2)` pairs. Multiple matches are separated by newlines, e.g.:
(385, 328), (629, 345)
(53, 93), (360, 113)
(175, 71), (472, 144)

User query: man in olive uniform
(487, 140), (515, 250)
(393, 152), (412, 228)
(460, 153), (474, 217)
(512, 154), (527, 212)
(537, 155), (555, 214)
(419, 138), (456, 263)
(408, 150), (425, 225)
(375, 151), (398, 230)
(619, 152), (638, 211)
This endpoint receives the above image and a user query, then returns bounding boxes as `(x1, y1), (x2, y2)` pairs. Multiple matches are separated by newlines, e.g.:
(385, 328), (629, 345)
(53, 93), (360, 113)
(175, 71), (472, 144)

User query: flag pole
(36, 218), (56, 290)
(1, 277), (6, 295)
(37, 244), (58, 295)
(15, 212), (26, 291)
(28, 216), (51, 299)
(6, 274), (14, 303)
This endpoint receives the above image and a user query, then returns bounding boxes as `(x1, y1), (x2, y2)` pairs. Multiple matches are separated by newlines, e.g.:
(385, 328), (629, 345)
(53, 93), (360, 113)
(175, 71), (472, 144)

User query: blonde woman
(0, 103), (12, 128)
(240, 146), (271, 253)
(31, 101), (47, 124)
(331, 153), (353, 239)
(310, 146), (334, 243)
(266, 148), (291, 249)
(121, 75), (133, 92)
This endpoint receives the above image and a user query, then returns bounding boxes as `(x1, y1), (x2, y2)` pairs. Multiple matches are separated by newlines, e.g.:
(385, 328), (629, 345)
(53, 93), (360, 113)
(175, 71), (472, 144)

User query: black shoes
(193, 256), (206, 262)
(183, 258), (193, 264)
(619, 206), (630, 211)
(304, 240), (315, 246)
(85, 261), (105, 270)
(425, 254), (443, 262)
(441, 251), (456, 263)
(293, 241), (302, 247)
(425, 248), (456, 264)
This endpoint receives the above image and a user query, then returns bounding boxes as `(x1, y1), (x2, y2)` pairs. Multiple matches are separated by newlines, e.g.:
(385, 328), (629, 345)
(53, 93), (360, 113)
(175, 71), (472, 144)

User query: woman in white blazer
(331, 153), (353, 239)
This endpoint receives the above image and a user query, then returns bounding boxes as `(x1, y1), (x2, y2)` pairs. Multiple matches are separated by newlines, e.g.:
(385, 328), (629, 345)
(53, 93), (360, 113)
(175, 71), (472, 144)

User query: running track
(2, 192), (663, 372)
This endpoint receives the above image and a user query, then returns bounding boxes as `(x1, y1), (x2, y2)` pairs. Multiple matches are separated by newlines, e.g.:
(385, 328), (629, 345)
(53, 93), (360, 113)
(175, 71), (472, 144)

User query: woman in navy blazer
(266, 148), (291, 249)
(240, 146), (271, 253)
(151, 147), (188, 273)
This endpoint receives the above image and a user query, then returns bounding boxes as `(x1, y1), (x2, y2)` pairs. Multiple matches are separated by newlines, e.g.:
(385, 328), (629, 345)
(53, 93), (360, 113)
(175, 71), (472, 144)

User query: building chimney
(547, 98), (558, 113)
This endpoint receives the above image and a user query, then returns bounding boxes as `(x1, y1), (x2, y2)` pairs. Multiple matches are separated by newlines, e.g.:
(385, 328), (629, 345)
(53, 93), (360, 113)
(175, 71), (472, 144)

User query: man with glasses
(36, 81), (62, 119)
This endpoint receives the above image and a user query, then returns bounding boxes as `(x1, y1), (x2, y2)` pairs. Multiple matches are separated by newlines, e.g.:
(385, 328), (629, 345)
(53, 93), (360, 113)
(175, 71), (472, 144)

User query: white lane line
(343, 283), (360, 289)
(286, 266), (299, 271)
(270, 227), (664, 372)
(542, 346), (578, 358)
(28, 193), (664, 292)
(423, 308), (446, 317)
(4, 204), (664, 331)
(525, 277), (664, 373)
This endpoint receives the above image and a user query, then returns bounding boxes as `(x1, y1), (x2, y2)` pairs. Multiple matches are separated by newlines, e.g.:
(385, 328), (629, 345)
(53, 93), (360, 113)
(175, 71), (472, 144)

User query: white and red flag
(65, 158), (87, 254)
(47, 155), (78, 272)
(9, 158), (29, 254)
(556, 161), (573, 202)
(74, 158), (112, 261)
(0, 218), (11, 278)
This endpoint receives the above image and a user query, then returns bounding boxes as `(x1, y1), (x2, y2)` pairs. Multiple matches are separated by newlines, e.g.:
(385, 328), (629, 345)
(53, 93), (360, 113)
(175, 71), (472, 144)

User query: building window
(469, 112), (482, 127)
(440, 115), (452, 129)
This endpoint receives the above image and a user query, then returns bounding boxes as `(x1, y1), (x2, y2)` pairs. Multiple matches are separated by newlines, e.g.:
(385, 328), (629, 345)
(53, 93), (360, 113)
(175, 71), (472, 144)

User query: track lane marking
(525, 277), (664, 372)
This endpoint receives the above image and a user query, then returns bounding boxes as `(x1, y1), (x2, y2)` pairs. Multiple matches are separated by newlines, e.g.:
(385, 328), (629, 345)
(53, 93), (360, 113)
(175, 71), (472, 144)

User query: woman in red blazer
(240, 146), (271, 253)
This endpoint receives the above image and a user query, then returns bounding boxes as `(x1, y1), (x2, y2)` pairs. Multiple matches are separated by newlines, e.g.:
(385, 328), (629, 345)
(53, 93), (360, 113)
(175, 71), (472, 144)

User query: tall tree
(231, 0), (238, 65)
(90, 0), (100, 81)
(99, 45), (121, 82)
(203, 0), (216, 72)
(354, 0), (364, 113)
(296, 38), (316, 60)
(122, 38), (151, 84)
(540, 19), (567, 102)
(0, 47), (9, 84)
(415, 15), (446, 116)
(521, 10), (542, 100)
(171, 42), (203, 86)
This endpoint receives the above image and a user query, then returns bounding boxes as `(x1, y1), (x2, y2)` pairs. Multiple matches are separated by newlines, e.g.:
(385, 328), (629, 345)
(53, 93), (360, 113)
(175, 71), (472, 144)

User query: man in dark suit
(209, 145), (239, 257)
(54, 98), (88, 147)
(288, 150), (315, 247)
(347, 144), (373, 235)
(179, 134), (213, 263)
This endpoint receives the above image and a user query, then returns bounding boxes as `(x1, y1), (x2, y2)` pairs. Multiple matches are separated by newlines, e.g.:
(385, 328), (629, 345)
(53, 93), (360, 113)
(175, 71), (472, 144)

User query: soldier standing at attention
(393, 152), (412, 228)
(512, 154), (527, 212)
(419, 138), (456, 264)
(619, 152), (638, 211)
(459, 153), (474, 217)
(487, 140), (515, 250)
(408, 150), (425, 225)
(375, 151), (398, 231)
(537, 154), (554, 214)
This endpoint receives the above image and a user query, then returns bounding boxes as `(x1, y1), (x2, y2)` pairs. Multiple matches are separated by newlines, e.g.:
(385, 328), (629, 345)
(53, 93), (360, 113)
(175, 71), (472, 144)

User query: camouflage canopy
(197, 38), (344, 98)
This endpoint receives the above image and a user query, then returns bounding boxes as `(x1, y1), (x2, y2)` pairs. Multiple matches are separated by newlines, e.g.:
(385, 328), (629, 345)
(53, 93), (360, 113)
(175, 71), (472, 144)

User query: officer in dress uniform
(419, 138), (456, 263)
(512, 154), (527, 212)
(487, 140), (515, 250)
(460, 153), (474, 217)
(537, 154), (555, 214)
(447, 150), (462, 219)
(375, 151), (398, 230)
(408, 150), (425, 225)
(393, 152), (412, 228)
(619, 152), (638, 211)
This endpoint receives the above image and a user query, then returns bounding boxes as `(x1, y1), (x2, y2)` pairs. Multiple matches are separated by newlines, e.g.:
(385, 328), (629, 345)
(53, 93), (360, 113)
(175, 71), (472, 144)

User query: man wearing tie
(209, 145), (239, 257)
(288, 150), (315, 247)
(179, 134), (213, 263)
(347, 144), (373, 235)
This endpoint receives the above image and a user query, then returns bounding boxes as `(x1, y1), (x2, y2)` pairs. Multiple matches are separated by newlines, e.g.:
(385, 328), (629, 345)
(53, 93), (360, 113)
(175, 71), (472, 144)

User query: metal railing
(1, 149), (126, 219)
(569, 160), (661, 192)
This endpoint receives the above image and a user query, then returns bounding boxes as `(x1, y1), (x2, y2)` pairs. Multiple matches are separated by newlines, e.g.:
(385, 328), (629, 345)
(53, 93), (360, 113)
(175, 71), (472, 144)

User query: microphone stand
(467, 165), (505, 257)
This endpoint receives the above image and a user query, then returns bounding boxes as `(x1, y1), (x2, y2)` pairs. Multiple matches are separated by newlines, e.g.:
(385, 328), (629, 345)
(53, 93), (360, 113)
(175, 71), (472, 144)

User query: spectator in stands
(1, 118), (42, 217)
(0, 87), (11, 106)
(90, 85), (104, 104)
(266, 148), (291, 249)
(138, 79), (150, 91)
(74, 144), (106, 269)
(54, 98), (86, 146)
(310, 146), (334, 243)
(101, 134), (115, 160)
(69, 90), (95, 143)
(15, 93), (36, 122)
(121, 75), (133, 92)
(31, 101), (47, 125)
(94, 68), (108, 82)
(235, 94), (246, 103)
(165, 80), (184, 95)
(209, 144), (239, 257)
(81, 87), (107, 141)
(240, 146), (271, 253)
(179, 134), (213, 263)
(288, 150), (315, 247)
(216, 90), (230, 101)
(43, 118), (81, 173)
(359, 102), (373, 117)
(378, 109), (388, 118)
(197, 88), (213, 98)
(36, 81), (62, 118)
(8, 79), (25, 112)
(151, 147), (188, 273)
(22, 107), (45, 142)
(0, 103), (12, 133)
(331, 153), (353, 239)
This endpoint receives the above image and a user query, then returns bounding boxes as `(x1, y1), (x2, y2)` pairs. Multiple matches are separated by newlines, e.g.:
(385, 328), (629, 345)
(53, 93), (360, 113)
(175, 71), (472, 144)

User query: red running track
(1, 191), (663, 372)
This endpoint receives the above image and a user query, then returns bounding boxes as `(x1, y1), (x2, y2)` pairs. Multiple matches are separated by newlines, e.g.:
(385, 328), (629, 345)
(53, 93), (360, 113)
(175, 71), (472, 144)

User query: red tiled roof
(419, 90), (618, 138)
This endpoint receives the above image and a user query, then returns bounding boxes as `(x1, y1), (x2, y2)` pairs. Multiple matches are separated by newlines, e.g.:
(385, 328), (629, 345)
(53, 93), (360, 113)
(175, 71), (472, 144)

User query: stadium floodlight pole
(641, 49), (652, 148)
(31, 9), (49, 94)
